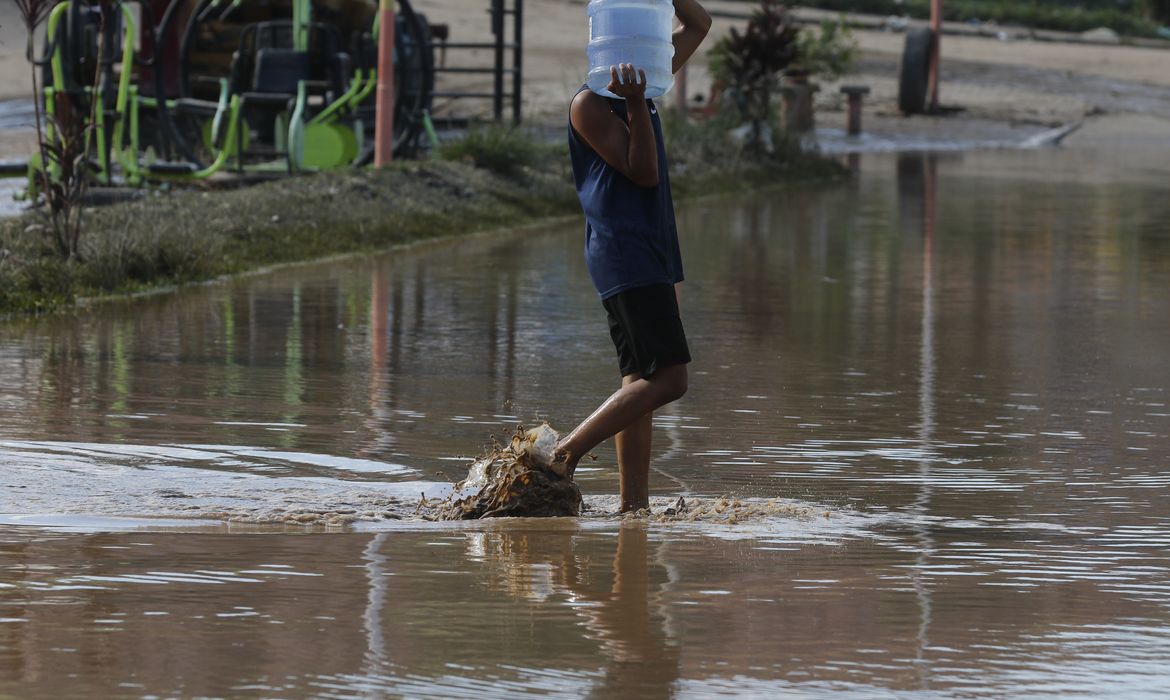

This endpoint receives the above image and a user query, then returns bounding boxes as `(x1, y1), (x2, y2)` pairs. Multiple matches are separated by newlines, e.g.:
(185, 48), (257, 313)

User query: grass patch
(438, 123), (563, 176)
(0, 119), (845, 317)
(662, 109), (845, 197)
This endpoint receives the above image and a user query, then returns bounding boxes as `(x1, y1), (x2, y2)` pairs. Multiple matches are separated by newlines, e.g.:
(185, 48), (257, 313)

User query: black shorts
(602, 283), (691, 378)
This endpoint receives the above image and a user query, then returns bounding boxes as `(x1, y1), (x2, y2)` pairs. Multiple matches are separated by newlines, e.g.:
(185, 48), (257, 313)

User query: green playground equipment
(18, 0), (435, 195)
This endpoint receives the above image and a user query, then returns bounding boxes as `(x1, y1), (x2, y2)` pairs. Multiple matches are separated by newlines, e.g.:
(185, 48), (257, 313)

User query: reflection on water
(2, 148), (1170, 695)
(345, 524), (684, 699)
(3, 524), (1170, 698)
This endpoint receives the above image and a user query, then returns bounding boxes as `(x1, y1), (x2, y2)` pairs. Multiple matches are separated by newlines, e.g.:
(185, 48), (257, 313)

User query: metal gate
(429, 0), (524, 124)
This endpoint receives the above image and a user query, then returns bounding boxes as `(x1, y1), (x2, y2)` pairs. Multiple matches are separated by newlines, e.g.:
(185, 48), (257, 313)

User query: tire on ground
(898, 27), (934, 115)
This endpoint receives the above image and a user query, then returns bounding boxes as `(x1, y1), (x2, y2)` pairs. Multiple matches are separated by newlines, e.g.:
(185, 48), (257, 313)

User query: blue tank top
(568, 87), (684, 299)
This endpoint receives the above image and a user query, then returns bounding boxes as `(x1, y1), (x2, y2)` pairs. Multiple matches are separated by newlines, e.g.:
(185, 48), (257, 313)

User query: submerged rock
(438, 424), (582, 520)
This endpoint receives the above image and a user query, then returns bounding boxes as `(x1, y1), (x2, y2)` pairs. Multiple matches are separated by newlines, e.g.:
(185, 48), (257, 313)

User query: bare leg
(614, 374), (654, 512)
(555, 364), (687, 477)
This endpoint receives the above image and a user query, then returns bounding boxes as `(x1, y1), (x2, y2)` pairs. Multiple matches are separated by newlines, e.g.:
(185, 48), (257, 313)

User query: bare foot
(550, 447), (579, 479)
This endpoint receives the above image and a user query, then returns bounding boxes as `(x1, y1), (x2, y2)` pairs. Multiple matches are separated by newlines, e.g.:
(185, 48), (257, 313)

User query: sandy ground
(426, 0), (1170, 147)
(0, 2), (30, 103)
(414, 0), (1170, 115)
(2, 0), (1170, 153)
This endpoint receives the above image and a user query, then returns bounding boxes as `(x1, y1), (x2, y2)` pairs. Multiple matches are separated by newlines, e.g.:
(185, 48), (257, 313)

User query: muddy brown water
(3, 149), (1170, 697)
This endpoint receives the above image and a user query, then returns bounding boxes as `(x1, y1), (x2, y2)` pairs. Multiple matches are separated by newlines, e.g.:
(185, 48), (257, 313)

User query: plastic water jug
(586, 0), (675, 99)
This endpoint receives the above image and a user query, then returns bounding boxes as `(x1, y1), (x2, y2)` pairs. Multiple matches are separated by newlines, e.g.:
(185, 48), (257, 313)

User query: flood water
(3, 148), (1170, 697)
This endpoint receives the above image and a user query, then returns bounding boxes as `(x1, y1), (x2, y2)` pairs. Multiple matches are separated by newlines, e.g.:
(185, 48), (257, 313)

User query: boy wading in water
(554, 0), (711, 512)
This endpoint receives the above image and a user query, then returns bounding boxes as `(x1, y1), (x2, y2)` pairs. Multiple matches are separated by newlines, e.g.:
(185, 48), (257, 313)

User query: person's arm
(570, 64), (659, 188)
(672, 0), (712, 74)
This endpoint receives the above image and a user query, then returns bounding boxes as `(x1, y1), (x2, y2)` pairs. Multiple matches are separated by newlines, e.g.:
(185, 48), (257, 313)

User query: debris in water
(634, 496), (823, 524)
(663, 496), (688, 517)
(436, 424), (582, 520)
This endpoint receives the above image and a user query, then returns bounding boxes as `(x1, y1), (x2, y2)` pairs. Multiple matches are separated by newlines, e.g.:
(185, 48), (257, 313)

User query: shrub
(662, 108), (741, 168)
(708, 0), (801, 148)
(795, 18), (858, 81)
(438, 124), (554, 176)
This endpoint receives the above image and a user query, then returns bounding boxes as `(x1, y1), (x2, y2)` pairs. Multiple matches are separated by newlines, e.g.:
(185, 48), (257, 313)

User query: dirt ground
(0, 2), (29, 103)
(3, 0), (1170, 153)
(430, 0), (1170, 116)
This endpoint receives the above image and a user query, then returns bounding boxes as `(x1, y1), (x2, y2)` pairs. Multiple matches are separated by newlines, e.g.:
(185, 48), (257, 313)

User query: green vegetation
(795, 18), (858, 80)
(0, 160), (574, 315)
(662, 111), (844, 198)
(438, 124), (562, 176)
(709, 1), (801, 149)
(663, 110), (746, 179)
(0, 120), (845, 316)
(771, 0), (1167, 39)
(16, 0), (101, 261)
(706, 2), (858, 150)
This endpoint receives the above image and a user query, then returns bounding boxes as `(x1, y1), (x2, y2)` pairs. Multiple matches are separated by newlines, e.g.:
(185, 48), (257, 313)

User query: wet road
(2, 148), (1170, 697)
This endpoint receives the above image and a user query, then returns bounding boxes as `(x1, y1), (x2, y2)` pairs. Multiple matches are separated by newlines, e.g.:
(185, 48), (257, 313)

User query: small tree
(795, 18), (858, 82)
(15, 0), (105, 261)
(708, 0), (800, 150)
(14, 0), (55, 200)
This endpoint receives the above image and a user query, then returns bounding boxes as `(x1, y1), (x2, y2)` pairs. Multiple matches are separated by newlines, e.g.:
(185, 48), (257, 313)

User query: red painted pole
(928, 0), (941, 112)
(374, 0), (396, 167)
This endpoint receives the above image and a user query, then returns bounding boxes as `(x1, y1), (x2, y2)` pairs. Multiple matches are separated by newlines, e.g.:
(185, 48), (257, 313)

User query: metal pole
(847, 93), (862, 135)
(493, 0), (505, 121)
(374, 0), (397, 167)
(928, 0), (941, 112)
(512, 0), (523, 124)
(293, 0), (311, 52)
